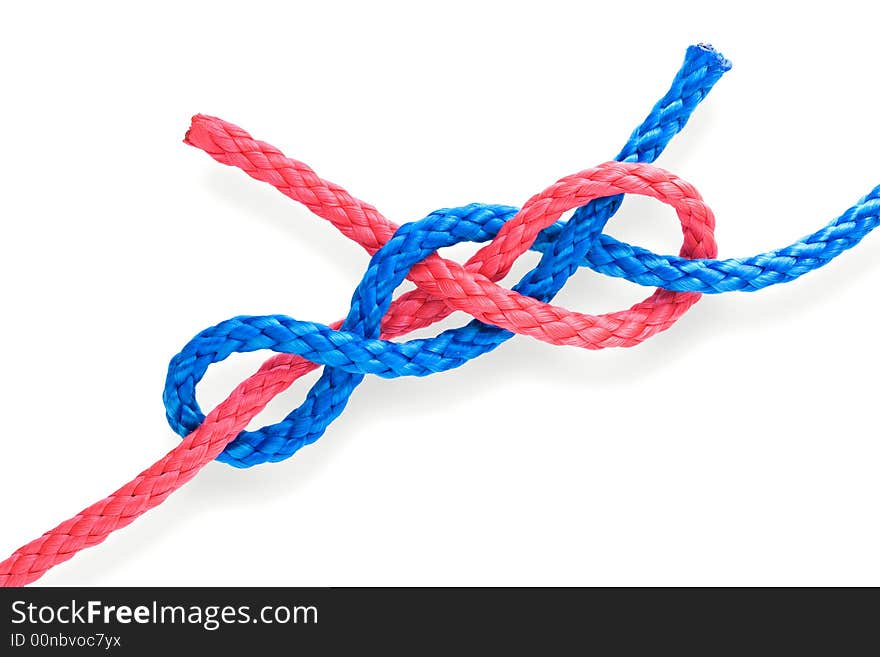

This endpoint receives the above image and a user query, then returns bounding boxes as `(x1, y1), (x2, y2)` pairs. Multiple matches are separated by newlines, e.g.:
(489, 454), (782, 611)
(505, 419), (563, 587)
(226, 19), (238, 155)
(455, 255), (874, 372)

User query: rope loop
(164, 161), (717, 466)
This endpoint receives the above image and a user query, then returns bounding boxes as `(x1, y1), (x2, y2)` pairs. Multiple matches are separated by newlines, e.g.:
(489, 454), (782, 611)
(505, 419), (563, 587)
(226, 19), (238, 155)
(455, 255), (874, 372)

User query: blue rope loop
(163, 44), (880, 468)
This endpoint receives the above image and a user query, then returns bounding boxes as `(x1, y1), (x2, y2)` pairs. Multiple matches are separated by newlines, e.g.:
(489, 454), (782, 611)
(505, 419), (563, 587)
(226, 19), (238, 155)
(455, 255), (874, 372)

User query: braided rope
(3, 44), (879, 587)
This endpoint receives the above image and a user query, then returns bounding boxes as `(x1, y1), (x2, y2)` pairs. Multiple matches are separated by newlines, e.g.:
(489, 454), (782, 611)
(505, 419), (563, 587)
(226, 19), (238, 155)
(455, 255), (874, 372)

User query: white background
(2, 1), (878, 586)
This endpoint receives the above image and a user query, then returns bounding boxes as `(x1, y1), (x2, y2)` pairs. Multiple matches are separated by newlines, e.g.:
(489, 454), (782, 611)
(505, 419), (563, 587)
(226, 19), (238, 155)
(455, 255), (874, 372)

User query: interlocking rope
(2, 45), (878, 586)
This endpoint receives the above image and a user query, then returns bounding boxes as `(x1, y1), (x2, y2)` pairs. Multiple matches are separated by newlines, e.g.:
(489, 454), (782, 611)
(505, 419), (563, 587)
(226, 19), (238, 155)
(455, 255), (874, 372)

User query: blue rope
(163, 44), (880, 468)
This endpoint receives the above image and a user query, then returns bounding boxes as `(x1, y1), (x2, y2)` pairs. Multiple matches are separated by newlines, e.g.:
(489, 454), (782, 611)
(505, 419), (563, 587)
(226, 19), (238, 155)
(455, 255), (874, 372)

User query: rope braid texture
(3, 44), (880, 586)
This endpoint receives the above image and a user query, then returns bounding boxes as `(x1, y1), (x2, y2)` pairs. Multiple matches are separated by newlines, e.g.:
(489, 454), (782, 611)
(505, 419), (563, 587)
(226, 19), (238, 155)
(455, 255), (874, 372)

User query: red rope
(0, 117), (716, 586)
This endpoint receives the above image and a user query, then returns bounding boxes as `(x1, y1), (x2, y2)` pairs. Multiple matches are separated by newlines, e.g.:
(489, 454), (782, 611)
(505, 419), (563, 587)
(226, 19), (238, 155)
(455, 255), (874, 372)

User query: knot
(163, 44), (880, 468)
(165, 162), (717, 466)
